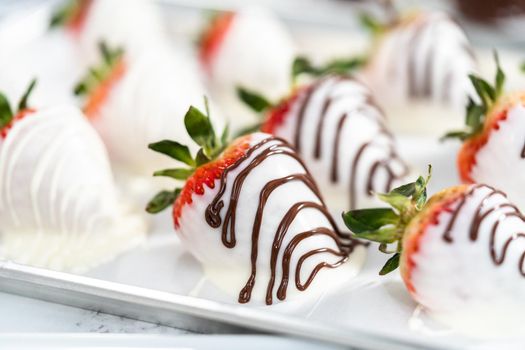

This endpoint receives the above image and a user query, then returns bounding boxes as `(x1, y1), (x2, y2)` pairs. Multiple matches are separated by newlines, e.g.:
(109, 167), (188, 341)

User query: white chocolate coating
(0, 106), (146, 273)
(206, 7), (296, 131)
(176, 133), (365, 305)
(470, 103), (525, 211)
(271, 76), (410, 226)
(411, 184), (525, 336)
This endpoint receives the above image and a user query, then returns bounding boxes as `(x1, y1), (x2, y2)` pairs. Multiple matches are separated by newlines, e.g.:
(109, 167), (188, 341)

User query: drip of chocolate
(293, 76), (409, 210)
(442, 185), (525, 275)
(205, 136), (358, 305)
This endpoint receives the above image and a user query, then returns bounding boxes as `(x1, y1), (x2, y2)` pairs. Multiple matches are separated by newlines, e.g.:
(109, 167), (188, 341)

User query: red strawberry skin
(1, 109), (36, 139)
(173, 135), (251, 227)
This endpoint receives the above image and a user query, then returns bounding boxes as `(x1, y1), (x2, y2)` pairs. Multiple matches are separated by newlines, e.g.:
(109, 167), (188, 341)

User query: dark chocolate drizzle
(441, 184), (525, 275)
(521, 141), (525, 159)
(292, 76), (409, 209)
(205, 136), (359, 305)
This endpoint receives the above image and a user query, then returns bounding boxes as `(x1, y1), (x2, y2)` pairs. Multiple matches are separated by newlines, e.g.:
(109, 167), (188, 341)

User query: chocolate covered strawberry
(237, 74), (410, 226)
(360, 7), (477, 134)
(344, 171), (525, 335)
(198, 7), (295, 131)
(146, 103), (366, 305)
(0, 82), (145, 272)
(444, 53), (525, 210)
(75, 42), (224, 178)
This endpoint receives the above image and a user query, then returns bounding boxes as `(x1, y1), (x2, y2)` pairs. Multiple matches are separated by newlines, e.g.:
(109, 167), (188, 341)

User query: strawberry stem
(342, 165), (432, 274)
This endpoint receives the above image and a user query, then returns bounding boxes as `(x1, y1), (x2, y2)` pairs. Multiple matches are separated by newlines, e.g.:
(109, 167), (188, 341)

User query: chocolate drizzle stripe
(204, 136), (356, 304)
(331, 113), (348, 183)
(441, 184), (525, 276)
(521, 142), (525, 159)
(277, 228), (347, 301)
(239, 173), (325, 304)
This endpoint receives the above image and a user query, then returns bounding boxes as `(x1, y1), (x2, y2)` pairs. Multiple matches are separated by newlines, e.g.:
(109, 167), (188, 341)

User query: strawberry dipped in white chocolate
(198, 8), (295, 131)
(50, 0), (167, 65)
(238, 74), (411, 226)
(363, 10), (477, 134)
(345, 173), (525, 336)
(74, 43), (224, 180)
(444, 54), (525, 211)
(0, 82), (145, 272)
(146, 105), (366, 306)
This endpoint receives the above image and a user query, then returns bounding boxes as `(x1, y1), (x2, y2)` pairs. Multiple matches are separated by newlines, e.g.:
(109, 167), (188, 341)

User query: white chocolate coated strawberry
(364, 12), (477, 134)
(0, 106), (145, 273)
(410, 184), (525, 336)
(176, 133), (365, 306)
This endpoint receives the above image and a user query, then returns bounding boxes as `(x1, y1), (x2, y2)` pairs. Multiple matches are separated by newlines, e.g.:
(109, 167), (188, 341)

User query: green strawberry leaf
(359, 13), (386, 36)
(237, 87), (273, 113)
(148, 140), (195, 166)
(195, 148), (211, 166)
(0, 92), (13, 129)
(220, 123), (230, 146)
(17, 79), (37, 112)
(146, 189), (181, 214)
(494, 51), (505, 98)
(185, 106), (214, 149)
(353, 226), (399, 244)
(379, 253), (400, 275)
(343, 167), (432, 275)
(342, 208), (398, 234)
(153, 168), (194, 180)
(521, 61), (525, 73)
(49, 0), (77, 28)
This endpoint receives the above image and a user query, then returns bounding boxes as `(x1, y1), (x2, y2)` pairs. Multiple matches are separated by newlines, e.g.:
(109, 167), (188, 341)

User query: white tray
(1, 2), (524, 349)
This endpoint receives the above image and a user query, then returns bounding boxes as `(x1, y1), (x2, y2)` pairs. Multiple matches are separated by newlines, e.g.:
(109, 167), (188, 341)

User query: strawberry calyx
(49, 0), (92, 32)
(342, 165), (432, 275)
(74, 42), (125, 119)
(198, 12), (235, 70)
(0, 79), (37, 138)
(146, 97), (231, 219)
